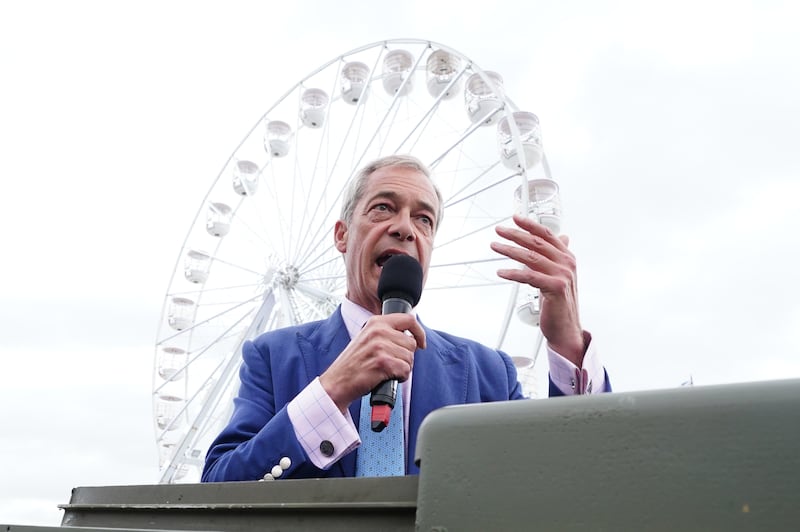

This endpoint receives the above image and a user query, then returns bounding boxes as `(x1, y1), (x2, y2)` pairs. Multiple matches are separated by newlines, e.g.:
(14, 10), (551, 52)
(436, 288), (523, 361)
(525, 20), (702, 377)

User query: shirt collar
(341, 297), (374, 340)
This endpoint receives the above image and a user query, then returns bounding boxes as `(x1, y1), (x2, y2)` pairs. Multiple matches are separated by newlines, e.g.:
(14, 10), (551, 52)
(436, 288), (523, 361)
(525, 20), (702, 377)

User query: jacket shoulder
(250, 318), (326, 345)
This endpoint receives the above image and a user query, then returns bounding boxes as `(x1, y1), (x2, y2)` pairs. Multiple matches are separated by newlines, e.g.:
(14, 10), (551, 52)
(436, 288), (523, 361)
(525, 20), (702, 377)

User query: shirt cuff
(287, 377), (360, 469)
(547, 331), (605, 395)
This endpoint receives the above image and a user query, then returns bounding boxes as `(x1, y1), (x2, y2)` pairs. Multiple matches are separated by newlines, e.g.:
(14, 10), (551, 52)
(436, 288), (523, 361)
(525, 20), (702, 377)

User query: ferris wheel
(152, 39), (562, 483)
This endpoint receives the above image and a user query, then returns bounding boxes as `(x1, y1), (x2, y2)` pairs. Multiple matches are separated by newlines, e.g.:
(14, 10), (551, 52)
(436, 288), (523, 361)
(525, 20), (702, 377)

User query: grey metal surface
(1, 527), (203, 532)
(60, 476), (417, 531)
(414, 378), (800, 531)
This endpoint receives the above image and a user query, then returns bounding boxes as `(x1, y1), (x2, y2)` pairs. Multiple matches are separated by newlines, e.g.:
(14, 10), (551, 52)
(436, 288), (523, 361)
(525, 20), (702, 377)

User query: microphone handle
(370, 379), (398, 408)
(369, 296), (413, 431)
(381, 297), (412, 315)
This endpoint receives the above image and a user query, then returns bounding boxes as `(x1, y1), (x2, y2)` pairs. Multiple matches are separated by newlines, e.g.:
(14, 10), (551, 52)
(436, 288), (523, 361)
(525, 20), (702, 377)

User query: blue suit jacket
(202, 307), (593, 482)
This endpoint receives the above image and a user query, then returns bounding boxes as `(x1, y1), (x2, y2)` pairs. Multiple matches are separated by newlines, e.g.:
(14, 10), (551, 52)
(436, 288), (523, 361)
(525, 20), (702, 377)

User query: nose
(389, 210), (415, 242)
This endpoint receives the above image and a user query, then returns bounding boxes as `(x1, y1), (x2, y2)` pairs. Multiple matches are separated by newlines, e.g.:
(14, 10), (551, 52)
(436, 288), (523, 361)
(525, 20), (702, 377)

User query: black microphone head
(377, 255), (423, 307)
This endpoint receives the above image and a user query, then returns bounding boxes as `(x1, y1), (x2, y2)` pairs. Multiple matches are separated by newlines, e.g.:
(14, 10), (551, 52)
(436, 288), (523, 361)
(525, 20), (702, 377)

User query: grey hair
(339, 154), (444, 231)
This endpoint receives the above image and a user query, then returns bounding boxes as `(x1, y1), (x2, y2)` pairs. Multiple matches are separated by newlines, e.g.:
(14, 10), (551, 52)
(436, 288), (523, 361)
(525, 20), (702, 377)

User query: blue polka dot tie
(355, 383), (405, 477)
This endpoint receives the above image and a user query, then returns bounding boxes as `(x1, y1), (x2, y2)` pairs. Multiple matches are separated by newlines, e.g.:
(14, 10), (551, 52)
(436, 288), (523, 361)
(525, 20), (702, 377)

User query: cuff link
(572, 368), (591, 395)
(320, 440), (334, 457)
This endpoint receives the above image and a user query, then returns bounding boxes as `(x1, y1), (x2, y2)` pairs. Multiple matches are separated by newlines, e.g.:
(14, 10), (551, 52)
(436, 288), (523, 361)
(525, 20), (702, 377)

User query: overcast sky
(1, 0), (798, 525)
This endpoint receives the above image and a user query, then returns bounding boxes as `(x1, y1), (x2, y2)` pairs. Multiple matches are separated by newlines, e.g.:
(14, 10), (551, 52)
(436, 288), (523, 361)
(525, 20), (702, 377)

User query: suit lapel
(407, 325), (469, 474)
(297, 307), (351, 378)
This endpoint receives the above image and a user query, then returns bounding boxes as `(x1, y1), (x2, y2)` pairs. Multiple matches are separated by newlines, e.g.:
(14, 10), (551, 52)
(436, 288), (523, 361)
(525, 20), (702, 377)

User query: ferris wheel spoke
(429, 105), (505, 170)
(430, 256), (508, 270)
(441, 161), (502, 207)
(154, 314), (253, 394)
(206, 254), (271, 278)
(168, 285), (266, 302)
(295, 281), (342, 303)
(395, 99), (441, 154)
(157, 332), (244, 470)
(158, 288), (282, 482)
(301, 275), (346, 287)
(298, 253), (341, 278)
(426, 281), (508, 290)
(433, 215), (512, 251)
(290, 140), (341, 265)
(155, 333), (244, 444)
(291, 92), (376, 265)
(190, 364), (241, 443)
(288, 289), (333, 322)
(294, 99), (422, 267)
(393, 64), (471, 154)
(374, 100), (405, 155)
(264, 162), (294, 259)
(236, 189), (288, 261)
(358, 46), (426, 159)
(291, 82), (339, 264)
(428, 265), (506, 288)
(443, 171), (518, 209)
(155, 353), (226, 438)
(293, 50), (389, 251)
(158, 292), (263, 345)
(296, 233), (342, 275)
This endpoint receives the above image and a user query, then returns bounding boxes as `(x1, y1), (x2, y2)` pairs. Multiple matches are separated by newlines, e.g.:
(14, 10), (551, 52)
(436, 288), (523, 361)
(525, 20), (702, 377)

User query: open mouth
(376, 254), (394, 268)
(376, 253), (406, 268)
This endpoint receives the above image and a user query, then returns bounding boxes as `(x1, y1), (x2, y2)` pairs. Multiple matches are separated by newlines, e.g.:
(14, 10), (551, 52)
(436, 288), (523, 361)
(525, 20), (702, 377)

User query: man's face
(334, 165), (439, 314)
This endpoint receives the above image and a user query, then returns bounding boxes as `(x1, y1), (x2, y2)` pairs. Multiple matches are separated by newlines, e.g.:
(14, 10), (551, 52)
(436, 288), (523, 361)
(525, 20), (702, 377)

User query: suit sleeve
(201, 339), (332, 482)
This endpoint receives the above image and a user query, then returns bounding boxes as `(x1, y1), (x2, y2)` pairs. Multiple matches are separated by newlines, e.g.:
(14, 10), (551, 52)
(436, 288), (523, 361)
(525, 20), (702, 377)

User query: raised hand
(491, 214), (585, 366)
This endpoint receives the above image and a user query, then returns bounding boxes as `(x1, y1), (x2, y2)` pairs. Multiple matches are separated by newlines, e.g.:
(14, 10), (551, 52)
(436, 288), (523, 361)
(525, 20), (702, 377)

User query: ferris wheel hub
(275, 264), (300, 289)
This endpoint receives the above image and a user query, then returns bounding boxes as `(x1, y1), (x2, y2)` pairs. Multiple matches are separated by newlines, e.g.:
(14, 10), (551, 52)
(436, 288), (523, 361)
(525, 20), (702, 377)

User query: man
(202, 154), (609, 482)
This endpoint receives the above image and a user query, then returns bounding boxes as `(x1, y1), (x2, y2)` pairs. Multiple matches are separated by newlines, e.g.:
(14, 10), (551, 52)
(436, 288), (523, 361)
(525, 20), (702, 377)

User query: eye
(418, 215), (432, 226)
(367, 203), (393, 219)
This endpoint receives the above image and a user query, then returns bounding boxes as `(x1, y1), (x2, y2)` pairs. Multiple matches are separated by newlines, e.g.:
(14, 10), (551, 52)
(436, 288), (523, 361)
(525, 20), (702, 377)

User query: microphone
(370, 254), (424, 432)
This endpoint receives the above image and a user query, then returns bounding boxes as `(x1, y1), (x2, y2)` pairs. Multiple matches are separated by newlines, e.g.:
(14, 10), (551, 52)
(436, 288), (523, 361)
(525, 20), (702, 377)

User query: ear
(334, 220), (348, 253)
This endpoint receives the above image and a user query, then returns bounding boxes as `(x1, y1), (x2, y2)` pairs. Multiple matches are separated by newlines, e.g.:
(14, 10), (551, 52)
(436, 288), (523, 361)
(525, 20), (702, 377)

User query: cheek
(418, 240), (434, 265)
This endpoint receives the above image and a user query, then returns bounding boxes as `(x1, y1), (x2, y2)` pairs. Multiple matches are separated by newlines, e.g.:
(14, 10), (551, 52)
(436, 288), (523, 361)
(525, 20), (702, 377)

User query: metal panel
(415, 378), (800, 531)
(60, 476), (417, 531)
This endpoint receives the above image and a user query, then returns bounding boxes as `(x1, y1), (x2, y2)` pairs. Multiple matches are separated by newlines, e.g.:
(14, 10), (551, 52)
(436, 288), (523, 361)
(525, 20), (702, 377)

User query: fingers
(511, 214), (568, 250)
(320, 313), (425, 410)
(359, 315), (420, 372)
(490, 236), (575, 281)
(494, 215), (568, 258)
(381, 313), (426, 350)
(359, 314), (425, 382)
(490, 215), (578, 300)
(492, 215), (574, 269)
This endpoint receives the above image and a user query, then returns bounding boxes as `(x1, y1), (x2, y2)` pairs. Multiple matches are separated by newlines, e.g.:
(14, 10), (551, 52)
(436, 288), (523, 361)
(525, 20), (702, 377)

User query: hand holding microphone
(370, 254), (424, 432)
(318, 255), (425, 422)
